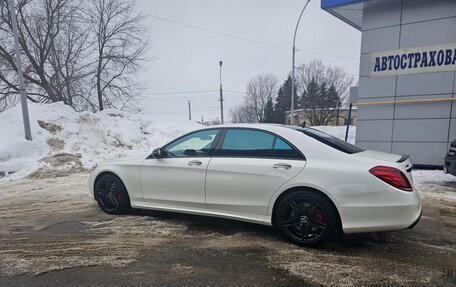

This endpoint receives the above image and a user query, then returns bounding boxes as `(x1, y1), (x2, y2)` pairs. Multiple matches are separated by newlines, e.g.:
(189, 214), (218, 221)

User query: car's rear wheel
(275, 191), (338, 247)
(95, 174), (131, 214)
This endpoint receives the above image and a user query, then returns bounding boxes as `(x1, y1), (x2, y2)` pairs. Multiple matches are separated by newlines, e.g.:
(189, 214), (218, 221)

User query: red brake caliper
(314, 209), (324, 222)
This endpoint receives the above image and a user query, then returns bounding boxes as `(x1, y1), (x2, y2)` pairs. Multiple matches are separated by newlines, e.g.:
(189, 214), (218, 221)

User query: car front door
(205, 128), (307, 220)
(140, 128), (220, 209)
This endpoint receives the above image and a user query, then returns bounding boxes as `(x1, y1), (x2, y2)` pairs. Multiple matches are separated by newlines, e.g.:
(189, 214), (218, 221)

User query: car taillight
(369, 166), (412, 191)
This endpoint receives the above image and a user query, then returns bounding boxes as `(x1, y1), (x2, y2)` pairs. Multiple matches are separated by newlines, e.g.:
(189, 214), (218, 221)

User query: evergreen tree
(263, 97), (275, 123)
(273, 75), (297, 124)
(299, 78), (320, 125)
(328, 85), (341, 125)
(327, 84), (339, 107)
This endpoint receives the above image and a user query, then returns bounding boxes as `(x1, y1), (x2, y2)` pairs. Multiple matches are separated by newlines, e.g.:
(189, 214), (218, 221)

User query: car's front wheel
(94, 174), (131, 214)
(275, 191), (338, 247)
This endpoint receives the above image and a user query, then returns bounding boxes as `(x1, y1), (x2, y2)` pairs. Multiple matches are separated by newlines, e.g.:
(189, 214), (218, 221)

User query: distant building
(321, 0), (456, 167)
(285, 107), (357, 126)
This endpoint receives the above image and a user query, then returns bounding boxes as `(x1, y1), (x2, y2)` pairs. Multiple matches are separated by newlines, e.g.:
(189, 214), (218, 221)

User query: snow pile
(0, 102), (201, 180)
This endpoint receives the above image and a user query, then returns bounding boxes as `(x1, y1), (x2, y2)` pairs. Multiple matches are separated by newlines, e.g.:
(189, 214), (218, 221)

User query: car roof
(200, 123), (310, 132)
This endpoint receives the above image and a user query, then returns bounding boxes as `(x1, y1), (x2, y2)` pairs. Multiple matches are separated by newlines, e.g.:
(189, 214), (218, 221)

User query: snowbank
(0, 102), (201, 180)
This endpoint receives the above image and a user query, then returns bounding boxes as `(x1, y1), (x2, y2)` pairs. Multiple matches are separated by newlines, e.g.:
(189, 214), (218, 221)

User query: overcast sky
(136, 0), (361, 122)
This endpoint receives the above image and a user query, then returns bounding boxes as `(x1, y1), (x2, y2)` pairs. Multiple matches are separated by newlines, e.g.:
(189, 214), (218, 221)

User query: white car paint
(88, 124), (421, 234)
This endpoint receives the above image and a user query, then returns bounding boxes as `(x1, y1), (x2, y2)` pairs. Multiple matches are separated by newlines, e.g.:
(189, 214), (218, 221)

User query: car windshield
(294, 127), (365, 154)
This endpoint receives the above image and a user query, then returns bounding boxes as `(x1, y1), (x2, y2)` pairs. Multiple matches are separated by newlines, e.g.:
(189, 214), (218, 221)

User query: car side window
(218, 129), (274, 157)
(272, 138), (301, 159)
(164, 129), (219, 157)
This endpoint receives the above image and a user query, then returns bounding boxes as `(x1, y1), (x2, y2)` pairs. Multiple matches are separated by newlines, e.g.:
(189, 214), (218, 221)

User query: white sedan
(88, 124), (421, 246)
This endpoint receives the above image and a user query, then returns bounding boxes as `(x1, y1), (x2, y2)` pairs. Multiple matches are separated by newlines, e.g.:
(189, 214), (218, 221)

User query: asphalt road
(0, 174), (455, 286)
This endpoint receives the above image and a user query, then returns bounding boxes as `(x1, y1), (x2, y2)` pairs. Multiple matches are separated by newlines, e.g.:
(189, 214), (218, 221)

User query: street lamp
(8, 0), (32, 140)
(219, 60), (224, 124)
(290, 0), (311, 125)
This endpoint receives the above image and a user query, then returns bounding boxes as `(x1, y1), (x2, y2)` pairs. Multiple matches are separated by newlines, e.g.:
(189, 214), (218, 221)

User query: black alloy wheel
(276, 191), (338, 247)
(95, 174), (131, 214)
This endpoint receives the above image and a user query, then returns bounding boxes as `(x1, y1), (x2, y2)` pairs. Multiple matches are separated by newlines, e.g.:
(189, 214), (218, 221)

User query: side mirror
(152, 148), (163, 158)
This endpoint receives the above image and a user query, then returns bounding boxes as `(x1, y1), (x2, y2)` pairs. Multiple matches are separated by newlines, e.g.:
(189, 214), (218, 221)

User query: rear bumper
(407, 210), (422, 229)
(340, 202), (422, 234)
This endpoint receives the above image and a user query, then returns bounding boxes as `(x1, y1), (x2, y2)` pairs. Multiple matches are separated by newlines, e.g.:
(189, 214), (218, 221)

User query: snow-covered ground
(413, 169), (456, 202)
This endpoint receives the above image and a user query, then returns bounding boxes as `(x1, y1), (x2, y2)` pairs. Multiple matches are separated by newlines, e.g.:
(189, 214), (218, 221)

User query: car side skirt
(130, 201), (273, 226)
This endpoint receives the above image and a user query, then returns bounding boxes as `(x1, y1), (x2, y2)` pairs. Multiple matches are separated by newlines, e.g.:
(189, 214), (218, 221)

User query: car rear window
(298, 128), (365, 154)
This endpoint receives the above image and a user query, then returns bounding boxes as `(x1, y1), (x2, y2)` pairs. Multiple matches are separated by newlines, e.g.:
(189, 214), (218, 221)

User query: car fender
(89, 164), (143, 202)
(266, 179), (340, 218)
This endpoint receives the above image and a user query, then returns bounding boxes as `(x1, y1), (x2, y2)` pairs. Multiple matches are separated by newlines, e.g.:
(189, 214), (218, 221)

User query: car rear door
(140, 128), (220, 209)
(205, 128), (306, 219)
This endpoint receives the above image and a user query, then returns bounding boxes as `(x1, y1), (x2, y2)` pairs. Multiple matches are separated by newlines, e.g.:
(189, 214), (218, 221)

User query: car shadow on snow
(129, 208), (276, 236)
(127, 207), (398, 249)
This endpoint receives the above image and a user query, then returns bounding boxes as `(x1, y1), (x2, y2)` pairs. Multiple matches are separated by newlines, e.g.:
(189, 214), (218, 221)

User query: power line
(145, 89), (217, 95)
(296, 49), (359, 61)
(143, 89), (244, 96)
(150, 15), (359, 61)
(146, 107), (219, 115)
(225, 89), (245, 94)
(150, 15), (290, 51)
(142, 90), (245, 101)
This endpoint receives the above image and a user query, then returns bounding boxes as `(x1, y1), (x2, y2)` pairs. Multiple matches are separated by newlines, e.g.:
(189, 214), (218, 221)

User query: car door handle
(273, 163), (292, 169)
(188, 160), (202, 166)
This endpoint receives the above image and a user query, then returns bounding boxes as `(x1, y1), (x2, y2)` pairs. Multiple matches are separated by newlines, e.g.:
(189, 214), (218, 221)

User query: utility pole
(188, 100), (192, 121)
(290, 0), (311, 125)
(219, 60), (224, 124)
(336, 100), (340, 126)
(8, 0), (32, 140)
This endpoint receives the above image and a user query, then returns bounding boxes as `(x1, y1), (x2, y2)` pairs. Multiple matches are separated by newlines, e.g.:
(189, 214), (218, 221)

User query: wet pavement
(0, 174), (455, 286)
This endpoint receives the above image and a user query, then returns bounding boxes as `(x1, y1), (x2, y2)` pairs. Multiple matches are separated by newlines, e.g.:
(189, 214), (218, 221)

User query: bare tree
(229, 73), (278, 123)
(47, 3), (95, 110)
(0, 0), (149, 112)
(295, 59), (353, 126)
(0, 0), (89, 110)
(86, 0), (148, 111)
(230, 104), (256, 123)
(244, 73), (278, 123)
(206, 117), (221, 126)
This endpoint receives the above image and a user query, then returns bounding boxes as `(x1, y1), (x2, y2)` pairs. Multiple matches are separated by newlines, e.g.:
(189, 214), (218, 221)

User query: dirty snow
(413, 169), (456, 202)
(0, 102), (201, 180)
(0, 174), (454, 285)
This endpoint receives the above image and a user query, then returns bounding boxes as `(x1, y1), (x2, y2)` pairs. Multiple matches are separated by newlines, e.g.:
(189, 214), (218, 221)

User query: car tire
(94, 174), (131, 214)
(275, 191), (338, 247)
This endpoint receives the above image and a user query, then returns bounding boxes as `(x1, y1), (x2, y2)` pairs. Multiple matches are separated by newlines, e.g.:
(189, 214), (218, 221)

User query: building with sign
(322, 0), (456, 167)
